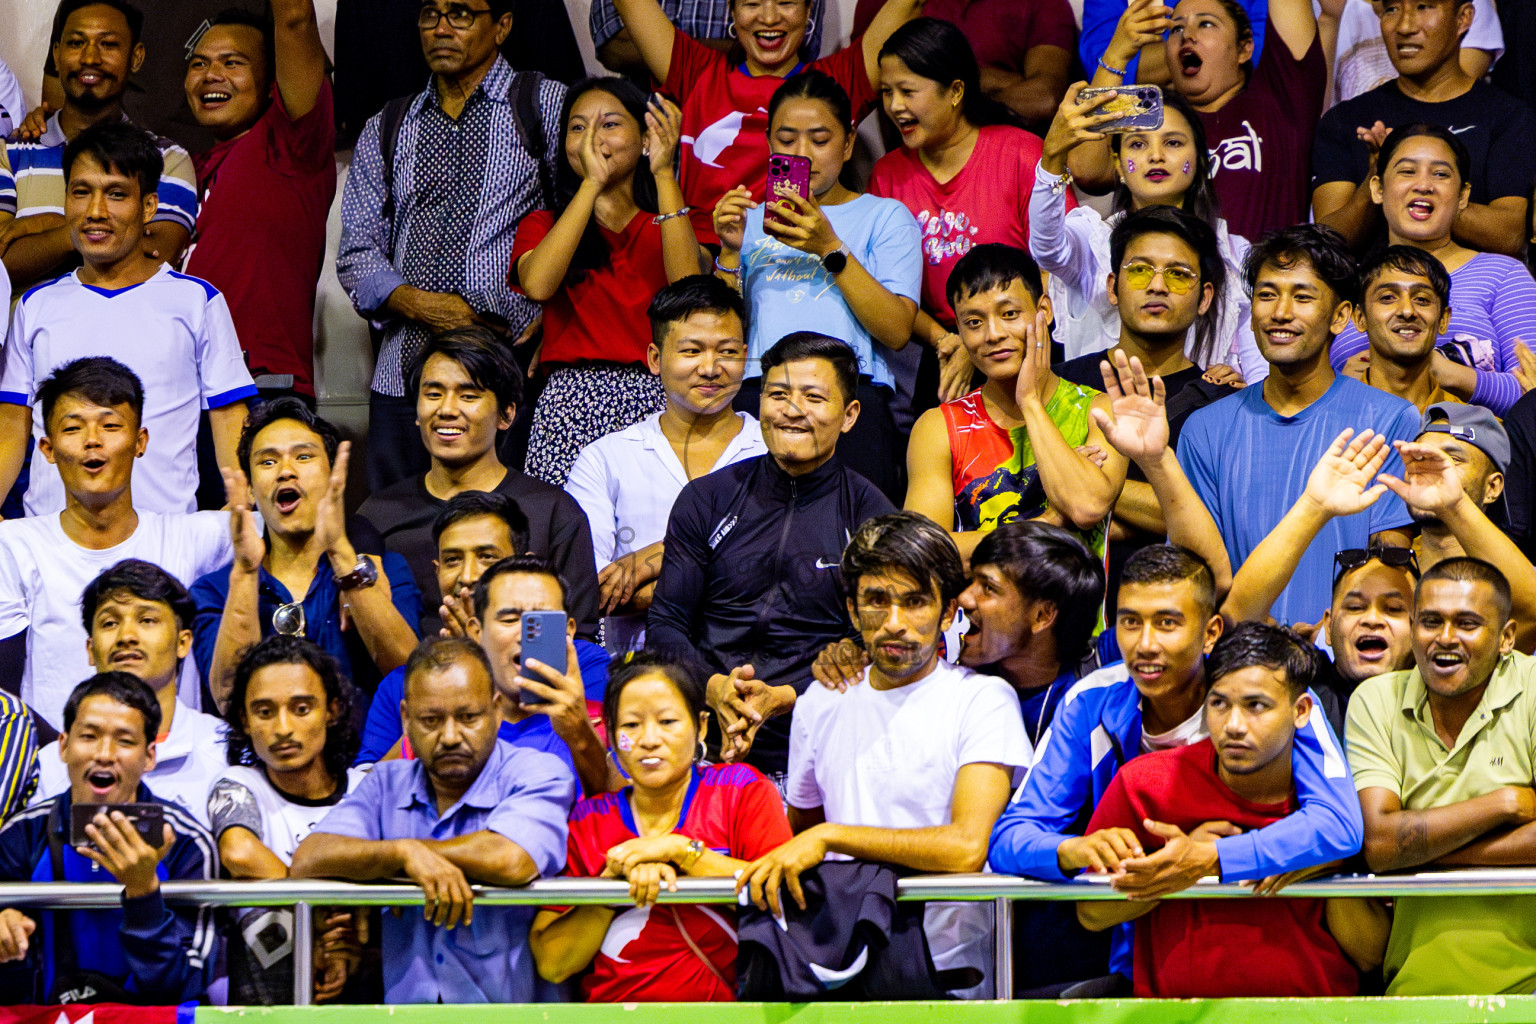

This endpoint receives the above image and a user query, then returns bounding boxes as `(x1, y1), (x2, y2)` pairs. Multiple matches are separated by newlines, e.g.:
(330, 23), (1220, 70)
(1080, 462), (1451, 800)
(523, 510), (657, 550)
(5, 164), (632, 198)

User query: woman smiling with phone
(713, 72), (920, 500)
(530, 652), (790, 1002)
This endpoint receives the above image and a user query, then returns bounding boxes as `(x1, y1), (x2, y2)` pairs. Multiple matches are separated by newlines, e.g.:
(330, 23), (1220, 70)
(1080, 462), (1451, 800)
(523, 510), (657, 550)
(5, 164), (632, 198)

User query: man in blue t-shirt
(1177, 224), (1419, 627)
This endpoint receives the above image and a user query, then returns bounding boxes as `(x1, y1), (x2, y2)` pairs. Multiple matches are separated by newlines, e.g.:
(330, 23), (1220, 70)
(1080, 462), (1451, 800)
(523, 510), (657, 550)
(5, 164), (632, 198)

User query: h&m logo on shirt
(1208, 121), (1264, 175)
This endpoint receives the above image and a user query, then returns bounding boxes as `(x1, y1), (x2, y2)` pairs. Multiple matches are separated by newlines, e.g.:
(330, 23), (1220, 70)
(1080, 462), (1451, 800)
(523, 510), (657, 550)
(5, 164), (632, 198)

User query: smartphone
(70, 802), (165, 850)
(1078, 84), (1164, 133)
(765, 154), (812, 227)
(519, 610), (568, 706)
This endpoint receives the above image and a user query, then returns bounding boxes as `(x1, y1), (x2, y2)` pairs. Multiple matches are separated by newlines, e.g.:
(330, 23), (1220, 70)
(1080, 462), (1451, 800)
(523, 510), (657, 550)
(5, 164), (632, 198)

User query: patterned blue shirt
(336, 57), (565, 397)
(588, 0), (826, 57)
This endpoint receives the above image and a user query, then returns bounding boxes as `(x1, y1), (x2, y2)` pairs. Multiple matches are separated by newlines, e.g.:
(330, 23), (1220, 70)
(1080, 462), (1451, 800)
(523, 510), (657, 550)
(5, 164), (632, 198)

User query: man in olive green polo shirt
(1346, 556), (1536, 995)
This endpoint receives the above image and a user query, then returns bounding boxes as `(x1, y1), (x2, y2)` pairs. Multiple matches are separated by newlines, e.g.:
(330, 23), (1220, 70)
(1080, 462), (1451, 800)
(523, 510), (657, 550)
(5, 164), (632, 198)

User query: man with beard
(291, 637), (573, 1003)
(1347, 557), (1536, 994)
(1223, 412), (1536, 719)
(1343, 246), (1458, 411)
(1, 0), (198, 288)
(648, 332), (894, 781)
(736, 512), (1030, 998)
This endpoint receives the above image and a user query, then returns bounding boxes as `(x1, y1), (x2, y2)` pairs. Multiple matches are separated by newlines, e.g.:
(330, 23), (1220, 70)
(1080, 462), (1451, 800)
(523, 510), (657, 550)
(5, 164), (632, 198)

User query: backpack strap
(376, 95), (414, 253)
(508, 71), (556, 209)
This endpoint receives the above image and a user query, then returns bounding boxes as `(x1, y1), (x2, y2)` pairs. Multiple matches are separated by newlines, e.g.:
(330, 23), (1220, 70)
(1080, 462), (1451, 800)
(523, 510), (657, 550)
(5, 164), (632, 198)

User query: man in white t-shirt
(565, 276), (765, 651)
(737, 511), (1031, 998)
(0, 122), (255, 517)
(207, 635), (366, 1005)
(32, 559), (226, 823)
(0, 358), (232, 729)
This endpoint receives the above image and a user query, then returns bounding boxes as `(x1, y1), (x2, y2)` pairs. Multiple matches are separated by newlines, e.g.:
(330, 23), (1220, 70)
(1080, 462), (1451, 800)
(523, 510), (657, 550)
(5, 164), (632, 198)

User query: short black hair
(431, 491), (530, 551)
(80, 559), (195, 634)
(237, 396), (342, 476)
(471, 553), (567, 622)
(842, 511), (968, 606)
(63, 121), (162, 199)
(53, 0), (144, 47)
(1205, 620), (1319, 700)
(403, 635), (495, 701)
(1244, 223), (1358, 307)
(1108, 205), (1227, 367)
(38, 356), (144, 433)
(63, 671), (160, 745)
(972, 521), (1105, 666)
(224, 635), (359, 780)
(1357, 244), (1452, 312)
(1375, 122), (1472, 185)
(759, 331), (859, 406)
(407, 326), (524, 418)
(203, 7), (276, 77)
(1417, 556), (1512, 625)
(647, 275), (746, 350)
(1119, 544), (1217, 618)
(946, 243), (1045, 311)
(601, 649), (709, 743)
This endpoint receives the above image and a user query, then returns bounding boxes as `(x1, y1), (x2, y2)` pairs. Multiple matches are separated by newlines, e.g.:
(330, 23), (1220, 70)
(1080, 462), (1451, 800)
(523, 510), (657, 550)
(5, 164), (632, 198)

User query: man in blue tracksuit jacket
(988, 545), (1363, 980)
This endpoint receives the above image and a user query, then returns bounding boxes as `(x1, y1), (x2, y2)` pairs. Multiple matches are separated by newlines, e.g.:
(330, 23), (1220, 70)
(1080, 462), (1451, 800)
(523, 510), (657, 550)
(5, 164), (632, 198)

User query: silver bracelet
(1048, 169), (1074, 196)
(652, 206), (693, 225)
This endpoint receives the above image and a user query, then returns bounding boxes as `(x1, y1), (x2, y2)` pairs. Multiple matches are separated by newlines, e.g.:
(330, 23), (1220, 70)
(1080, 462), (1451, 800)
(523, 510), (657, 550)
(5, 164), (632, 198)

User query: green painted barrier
(198, 998), (1536, 1024)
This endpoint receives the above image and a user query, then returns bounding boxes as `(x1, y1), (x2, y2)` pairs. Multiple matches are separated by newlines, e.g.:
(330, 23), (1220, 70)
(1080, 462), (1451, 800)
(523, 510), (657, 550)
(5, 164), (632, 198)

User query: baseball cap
(1419, 402), (1510, 475)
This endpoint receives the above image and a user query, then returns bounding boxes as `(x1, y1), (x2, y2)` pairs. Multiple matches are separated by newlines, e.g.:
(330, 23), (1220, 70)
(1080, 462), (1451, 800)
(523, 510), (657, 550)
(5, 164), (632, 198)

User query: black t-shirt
(1492, 5), (1536, 116)
(1311, 79), (1536, 208)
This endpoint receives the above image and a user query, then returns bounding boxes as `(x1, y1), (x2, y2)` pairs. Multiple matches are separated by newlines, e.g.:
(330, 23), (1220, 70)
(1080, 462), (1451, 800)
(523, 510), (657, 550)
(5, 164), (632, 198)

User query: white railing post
(292, 900), (314, 1006)
(992, 896), (1014, 1000)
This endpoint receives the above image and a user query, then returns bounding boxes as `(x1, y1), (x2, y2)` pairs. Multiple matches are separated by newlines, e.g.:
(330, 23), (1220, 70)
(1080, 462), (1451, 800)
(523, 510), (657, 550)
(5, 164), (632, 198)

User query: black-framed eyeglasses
(273, 601), (306, 637)
(417, 4), (494, 29)
(1333, 545), (1419, 582)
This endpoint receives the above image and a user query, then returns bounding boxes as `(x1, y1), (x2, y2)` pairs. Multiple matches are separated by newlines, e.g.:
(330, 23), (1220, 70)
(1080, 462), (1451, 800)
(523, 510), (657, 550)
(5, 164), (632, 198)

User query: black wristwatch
(333, 555), (379, 591)
(820, 244), (851, 275)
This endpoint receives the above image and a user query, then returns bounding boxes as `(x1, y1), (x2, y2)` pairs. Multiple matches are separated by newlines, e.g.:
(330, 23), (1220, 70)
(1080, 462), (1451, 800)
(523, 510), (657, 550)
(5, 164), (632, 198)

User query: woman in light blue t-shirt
(712, 71), (921, 500)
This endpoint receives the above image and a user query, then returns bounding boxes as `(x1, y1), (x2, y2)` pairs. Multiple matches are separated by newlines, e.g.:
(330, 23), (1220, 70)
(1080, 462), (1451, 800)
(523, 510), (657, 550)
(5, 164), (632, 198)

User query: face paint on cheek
(616, 732), (633, 752)
(1126, 159), (1136, 173)
(1184, 160), (1191, 174)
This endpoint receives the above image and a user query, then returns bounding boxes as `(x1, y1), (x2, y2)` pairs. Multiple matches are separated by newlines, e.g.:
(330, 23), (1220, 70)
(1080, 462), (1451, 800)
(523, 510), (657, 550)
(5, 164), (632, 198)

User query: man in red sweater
(1076, 620), (1386, 997)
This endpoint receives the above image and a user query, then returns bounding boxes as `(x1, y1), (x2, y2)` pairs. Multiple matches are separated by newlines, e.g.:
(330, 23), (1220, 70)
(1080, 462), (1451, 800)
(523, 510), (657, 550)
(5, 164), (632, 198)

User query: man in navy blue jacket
(0, 672), (217, 1004)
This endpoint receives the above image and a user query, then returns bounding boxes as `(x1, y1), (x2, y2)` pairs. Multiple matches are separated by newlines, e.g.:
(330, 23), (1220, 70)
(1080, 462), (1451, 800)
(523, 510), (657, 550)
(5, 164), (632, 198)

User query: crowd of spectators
(1, 0), (1536, 1005)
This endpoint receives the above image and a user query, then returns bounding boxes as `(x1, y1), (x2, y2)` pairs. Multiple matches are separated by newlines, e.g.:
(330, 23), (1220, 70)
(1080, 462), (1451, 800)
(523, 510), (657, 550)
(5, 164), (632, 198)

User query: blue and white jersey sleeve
(192, 287), (258, 409)
(0, 144), (14, 217)
(153, 142), (200, 233)
(0, 293), (37, 407)
(1212, 690), (1364, 879)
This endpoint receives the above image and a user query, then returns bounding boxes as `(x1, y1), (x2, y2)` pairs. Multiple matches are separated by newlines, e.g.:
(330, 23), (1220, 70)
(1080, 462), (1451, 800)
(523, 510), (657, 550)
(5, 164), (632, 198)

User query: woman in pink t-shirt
(868, 18), (1054, 404)
(611, 0), (920, 242)
(513, 79), (705, 486)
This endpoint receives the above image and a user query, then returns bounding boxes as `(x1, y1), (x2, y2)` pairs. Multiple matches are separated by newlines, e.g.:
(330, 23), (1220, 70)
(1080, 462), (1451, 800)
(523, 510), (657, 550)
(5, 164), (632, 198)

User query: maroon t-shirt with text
(185, 81), (338, 397)
(1197, 33), (1326, 243)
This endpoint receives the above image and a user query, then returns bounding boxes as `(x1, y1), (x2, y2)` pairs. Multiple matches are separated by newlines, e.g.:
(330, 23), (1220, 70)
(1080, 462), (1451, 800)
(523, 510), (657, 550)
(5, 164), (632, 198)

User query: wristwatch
(677, 838), (706, 871)
(332, 555), (379, 591)
(820, 244), (852, 275)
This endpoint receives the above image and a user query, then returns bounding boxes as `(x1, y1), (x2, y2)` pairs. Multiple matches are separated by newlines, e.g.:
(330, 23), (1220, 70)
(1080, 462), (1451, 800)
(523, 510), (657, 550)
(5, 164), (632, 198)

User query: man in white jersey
(208, 636), (366, 1004)
(0, 358), (233, 729)
(736, 511), (1031, 998)
(0, 122), (254, 517)
(31, 560), (226, 823)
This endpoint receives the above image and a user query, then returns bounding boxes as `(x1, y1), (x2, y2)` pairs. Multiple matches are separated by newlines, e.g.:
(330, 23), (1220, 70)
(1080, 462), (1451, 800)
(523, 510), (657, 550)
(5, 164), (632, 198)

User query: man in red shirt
(1077, 621), (1386, 997)
(182, 0), (336, 405)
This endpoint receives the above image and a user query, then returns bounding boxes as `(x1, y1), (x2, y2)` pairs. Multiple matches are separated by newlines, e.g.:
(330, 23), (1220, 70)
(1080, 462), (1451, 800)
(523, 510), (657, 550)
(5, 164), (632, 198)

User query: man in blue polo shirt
(291, 636), (573, 1004)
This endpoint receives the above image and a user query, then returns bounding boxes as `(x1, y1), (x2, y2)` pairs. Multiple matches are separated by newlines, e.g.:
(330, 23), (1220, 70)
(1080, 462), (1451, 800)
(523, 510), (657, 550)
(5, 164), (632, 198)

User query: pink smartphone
(766, 154), (812, 226)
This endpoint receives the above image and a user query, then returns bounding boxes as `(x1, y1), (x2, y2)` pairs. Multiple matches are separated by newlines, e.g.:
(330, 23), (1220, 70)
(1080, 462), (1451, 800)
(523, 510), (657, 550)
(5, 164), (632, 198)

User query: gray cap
(1420, 402), (1511, 475)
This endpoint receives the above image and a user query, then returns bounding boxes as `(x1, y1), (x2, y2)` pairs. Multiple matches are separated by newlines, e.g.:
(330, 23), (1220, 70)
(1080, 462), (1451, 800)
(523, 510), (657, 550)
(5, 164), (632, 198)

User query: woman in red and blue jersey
(531, 651), (790, 1001)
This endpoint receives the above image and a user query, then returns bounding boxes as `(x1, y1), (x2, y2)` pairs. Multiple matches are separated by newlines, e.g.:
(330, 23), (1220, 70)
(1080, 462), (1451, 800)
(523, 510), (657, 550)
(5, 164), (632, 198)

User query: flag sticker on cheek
(617, 732), (633, 752)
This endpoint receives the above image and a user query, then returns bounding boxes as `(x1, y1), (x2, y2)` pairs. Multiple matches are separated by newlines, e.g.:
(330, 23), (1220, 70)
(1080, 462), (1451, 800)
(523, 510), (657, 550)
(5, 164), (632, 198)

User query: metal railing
(5, 870), (1536, 1005)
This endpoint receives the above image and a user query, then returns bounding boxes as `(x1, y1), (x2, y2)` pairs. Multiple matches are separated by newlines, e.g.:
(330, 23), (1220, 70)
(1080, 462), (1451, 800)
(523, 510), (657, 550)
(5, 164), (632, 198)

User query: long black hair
(551, 76), (661, 286)
(224, 636), (359, 786)
(878, 18), (1023, 131)
(1109, 90), (1219, 226)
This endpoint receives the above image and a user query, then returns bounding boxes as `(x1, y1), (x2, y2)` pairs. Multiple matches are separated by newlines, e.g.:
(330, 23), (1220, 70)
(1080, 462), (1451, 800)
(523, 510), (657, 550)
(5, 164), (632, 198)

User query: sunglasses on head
(1333, 546), (1419, 579)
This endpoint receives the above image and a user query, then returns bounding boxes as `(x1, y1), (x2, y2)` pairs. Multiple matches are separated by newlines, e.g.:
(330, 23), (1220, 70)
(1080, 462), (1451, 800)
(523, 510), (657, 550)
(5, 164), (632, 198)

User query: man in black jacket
(647, 333), (895, 778)
(0, 673), (217, 1004)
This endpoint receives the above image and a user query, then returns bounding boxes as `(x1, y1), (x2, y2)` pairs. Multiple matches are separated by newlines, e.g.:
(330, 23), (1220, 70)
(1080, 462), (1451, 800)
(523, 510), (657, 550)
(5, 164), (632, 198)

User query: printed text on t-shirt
(916, 207), (980, 265)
